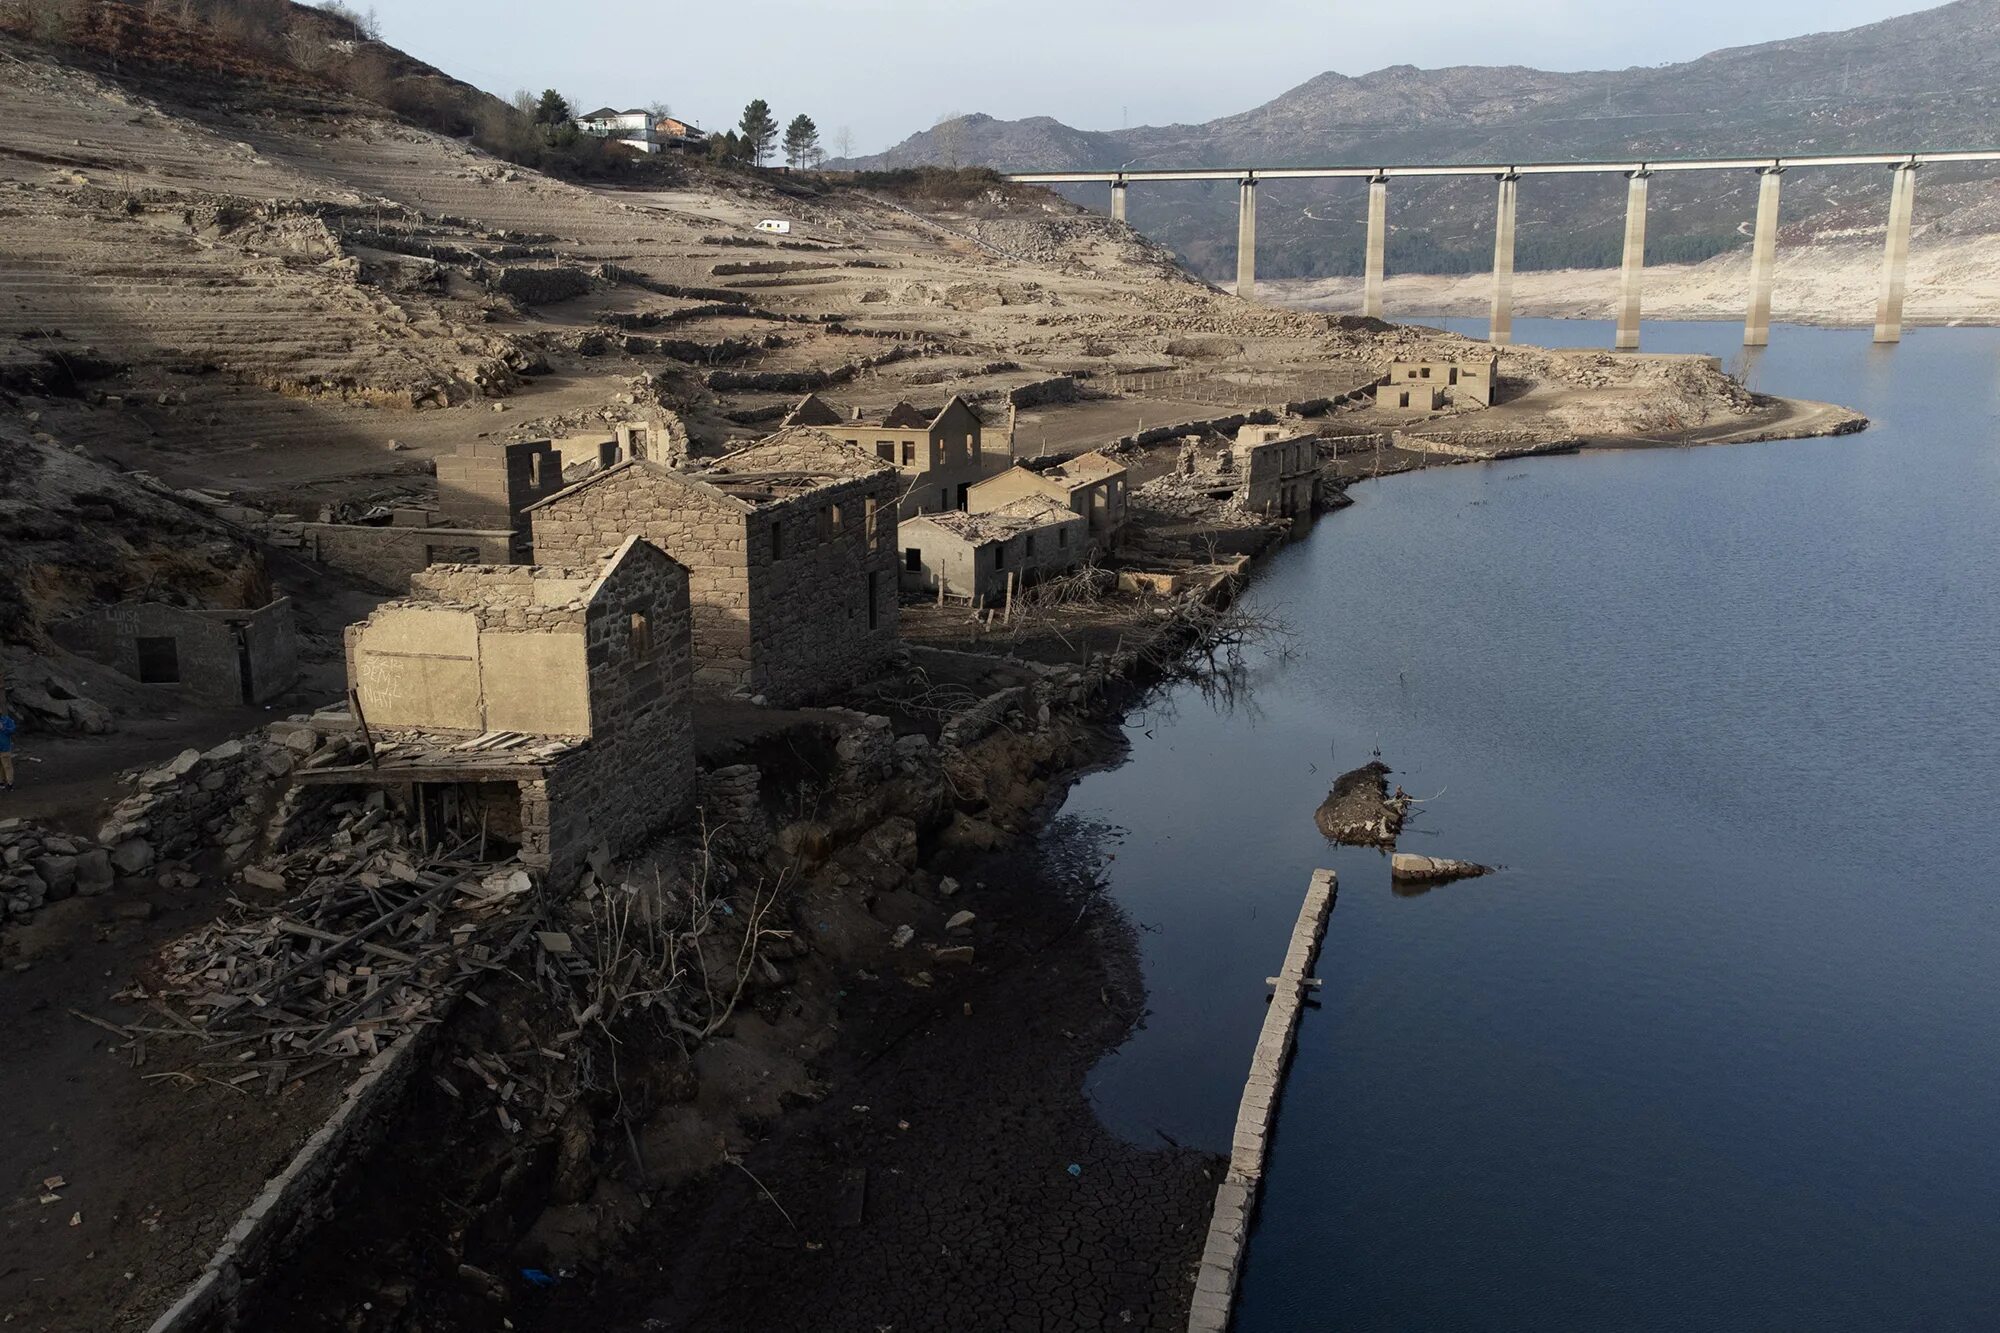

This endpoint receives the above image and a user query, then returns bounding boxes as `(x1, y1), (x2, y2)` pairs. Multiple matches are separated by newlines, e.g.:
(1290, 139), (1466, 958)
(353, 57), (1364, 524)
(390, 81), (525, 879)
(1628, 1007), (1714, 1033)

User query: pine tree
(782, 114), (821, 169)
(534, 89), (571, 127)
(738, 99), (777, 166)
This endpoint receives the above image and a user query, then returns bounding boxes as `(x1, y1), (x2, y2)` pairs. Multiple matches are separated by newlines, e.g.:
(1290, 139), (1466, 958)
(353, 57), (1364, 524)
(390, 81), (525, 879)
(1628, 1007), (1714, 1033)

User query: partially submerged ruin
(527, 428), (901, 704)
(786, 392), (1002, 518)
(899, 495), (1086, 603)
(969, 450), (1130, 551)
(313, 537), (695, 883)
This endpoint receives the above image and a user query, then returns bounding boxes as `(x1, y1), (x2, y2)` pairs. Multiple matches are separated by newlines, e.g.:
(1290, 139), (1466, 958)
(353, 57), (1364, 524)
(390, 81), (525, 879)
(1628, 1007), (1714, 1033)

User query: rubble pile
(0, 819), (115, 921)
(136, 842), (538, 1077)
(96, 735), (297, 878)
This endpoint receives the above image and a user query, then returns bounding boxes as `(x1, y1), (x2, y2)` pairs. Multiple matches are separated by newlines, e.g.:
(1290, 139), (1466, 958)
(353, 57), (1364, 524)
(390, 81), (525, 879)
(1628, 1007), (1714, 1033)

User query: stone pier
(1235, 178), (1257, 299)
(1744, 167), (1784, 347)
(1111, 180), (1128, 224)
(1615, 171), (1651, 351)
(1490, 173), (1519, 346)
(1363, 176), (1389, 319)
(1874, 163), (1918, 344)
(1186, 868), (1338, 1333)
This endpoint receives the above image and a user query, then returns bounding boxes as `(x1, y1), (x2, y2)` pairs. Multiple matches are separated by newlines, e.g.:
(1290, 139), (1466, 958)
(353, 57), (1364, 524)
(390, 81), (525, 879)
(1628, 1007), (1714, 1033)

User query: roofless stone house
(308, 537), (696, 885)
(527, 428), (901, 706)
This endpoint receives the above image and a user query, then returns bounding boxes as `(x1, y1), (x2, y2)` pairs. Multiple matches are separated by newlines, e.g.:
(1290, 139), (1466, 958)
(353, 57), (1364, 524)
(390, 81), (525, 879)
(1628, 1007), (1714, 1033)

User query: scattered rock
(240, 865), (287, 892)
(944, 910), (976, 932)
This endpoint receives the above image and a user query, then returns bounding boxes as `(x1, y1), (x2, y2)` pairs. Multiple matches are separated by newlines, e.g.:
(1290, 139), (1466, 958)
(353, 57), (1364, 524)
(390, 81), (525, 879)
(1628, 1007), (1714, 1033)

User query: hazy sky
(368, 0), (1945, 153)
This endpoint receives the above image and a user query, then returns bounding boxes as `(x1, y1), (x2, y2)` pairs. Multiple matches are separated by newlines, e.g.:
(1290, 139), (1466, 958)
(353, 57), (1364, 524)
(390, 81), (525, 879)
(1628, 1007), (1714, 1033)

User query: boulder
(31, 854), (78, 900)
(109, 838), (155, 876)
(68, 700), (115, 734)
(74, 848), (115, 896)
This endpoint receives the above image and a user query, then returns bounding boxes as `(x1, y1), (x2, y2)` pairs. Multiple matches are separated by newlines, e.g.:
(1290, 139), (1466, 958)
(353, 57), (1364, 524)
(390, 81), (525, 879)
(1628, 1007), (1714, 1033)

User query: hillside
(847, 0), (2000, 286)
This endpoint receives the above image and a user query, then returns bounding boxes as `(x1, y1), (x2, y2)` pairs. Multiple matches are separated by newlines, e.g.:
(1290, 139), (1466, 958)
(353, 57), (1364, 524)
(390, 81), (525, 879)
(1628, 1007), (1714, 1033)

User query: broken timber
(1187, 868), (1336, 1333)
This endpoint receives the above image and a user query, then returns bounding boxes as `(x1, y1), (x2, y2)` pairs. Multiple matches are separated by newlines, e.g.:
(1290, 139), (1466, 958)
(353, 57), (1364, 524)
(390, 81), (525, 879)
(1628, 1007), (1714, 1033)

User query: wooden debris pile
(110, 834), (542, 1086)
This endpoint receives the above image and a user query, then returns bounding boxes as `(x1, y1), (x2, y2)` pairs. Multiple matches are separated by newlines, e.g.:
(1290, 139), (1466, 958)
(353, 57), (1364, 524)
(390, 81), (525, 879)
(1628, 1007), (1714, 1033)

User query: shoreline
(218, 385), (1870, 1333)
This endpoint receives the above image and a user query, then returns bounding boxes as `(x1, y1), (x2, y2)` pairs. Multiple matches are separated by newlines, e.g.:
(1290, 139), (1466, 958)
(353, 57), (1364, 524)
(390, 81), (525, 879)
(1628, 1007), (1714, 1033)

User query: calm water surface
(1053, 320), (2000, 1330)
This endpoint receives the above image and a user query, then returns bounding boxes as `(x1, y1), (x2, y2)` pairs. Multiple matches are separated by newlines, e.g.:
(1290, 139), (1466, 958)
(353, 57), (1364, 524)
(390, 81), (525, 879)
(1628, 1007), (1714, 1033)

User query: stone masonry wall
(746, 469), (901, 705)
(306, 525), (515, 592)
(49, 601), (243, 706)
(504, 543), (697, 886)
(530, 466), (753, 692)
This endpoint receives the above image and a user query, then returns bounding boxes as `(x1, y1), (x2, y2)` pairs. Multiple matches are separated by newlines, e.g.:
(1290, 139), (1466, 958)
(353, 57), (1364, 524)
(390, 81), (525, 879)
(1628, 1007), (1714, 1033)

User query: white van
(754, 219), (792, 235)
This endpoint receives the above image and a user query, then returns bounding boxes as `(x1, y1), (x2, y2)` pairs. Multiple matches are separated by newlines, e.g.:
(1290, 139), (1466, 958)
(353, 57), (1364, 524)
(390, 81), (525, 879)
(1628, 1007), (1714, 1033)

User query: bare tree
(933, 110), (965, 168)
(832, 125), (855, 162)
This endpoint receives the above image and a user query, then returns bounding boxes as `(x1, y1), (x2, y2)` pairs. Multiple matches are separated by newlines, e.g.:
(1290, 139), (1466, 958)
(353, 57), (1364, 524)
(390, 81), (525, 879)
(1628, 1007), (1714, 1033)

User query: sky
(365, 0), (1948, 154)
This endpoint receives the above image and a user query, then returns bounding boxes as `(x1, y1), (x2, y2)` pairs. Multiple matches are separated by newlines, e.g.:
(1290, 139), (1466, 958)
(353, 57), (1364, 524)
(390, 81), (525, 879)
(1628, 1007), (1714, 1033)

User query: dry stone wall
(745, 470), (901, 706)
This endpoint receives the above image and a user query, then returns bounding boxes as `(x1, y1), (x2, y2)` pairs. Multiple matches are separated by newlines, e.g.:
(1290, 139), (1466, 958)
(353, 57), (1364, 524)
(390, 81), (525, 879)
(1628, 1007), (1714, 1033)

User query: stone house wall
(305, 525), (516, 591)
(50, 599), (298, 705)
(530, 462), (899, 705)
(900, 510), (1084, 603)
(744, 469), (901, 705)
(529, 465), (754, 691)
(435, 440), (564, 535)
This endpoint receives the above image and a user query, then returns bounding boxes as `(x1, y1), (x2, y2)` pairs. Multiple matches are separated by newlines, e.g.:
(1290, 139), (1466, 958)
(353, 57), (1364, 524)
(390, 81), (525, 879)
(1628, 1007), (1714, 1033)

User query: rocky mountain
(849, 1), (2000, 283)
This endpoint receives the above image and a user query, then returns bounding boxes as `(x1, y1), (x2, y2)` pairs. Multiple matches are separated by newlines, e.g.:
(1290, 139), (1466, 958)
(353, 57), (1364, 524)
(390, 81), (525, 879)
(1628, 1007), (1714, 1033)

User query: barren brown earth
(0, 17), (1869, 1333)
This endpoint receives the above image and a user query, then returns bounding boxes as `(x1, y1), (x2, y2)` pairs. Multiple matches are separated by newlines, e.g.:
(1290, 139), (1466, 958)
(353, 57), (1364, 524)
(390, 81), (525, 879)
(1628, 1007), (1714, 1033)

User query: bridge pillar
(1615, 170), (1650, 351)
(1489, 173), (1518, 346)
(1111, 180), (1127, 224)
(1873, 163), (1918, 344)
(1363, 175), (1389, 319)
(1236, 177), (1257, 299)
(1744, 167), (1784, 347)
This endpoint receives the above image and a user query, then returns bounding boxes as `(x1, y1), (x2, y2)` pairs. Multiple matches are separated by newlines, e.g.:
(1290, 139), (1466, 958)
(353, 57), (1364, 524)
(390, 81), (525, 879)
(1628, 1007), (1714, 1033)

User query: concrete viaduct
(1007, 151), (2000, 349)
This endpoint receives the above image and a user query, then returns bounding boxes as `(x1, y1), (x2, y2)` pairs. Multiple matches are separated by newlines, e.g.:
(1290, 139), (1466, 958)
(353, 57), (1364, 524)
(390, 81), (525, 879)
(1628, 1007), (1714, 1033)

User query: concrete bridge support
(1489, 174), (1518, 346)
(1111, 180), (1127, 224)
(1744, 168), (1784, 347)
(1614, 171), (1650, 351)
(1874, 164), (1918, 344)
(1363, 176), (1388, 319)
(1236, 177), (1257, 299)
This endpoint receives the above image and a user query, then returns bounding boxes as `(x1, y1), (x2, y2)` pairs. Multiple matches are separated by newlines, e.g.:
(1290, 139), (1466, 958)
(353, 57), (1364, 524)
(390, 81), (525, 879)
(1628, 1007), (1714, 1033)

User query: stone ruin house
(785, 392), (1003, 519)
(297, 439), (565, 590)
(967, 450), (1129, 551)
(550, 418), (691, 482)
(1386, 352), (1499, 408)
(51, 597), (298, 706)
(305, 537), (695, 885)
(527, 428), (901, 706)
(1231, 425), (1320, 518)
(899, 496), (1087, 604)
(1381, 382), (1446, 413)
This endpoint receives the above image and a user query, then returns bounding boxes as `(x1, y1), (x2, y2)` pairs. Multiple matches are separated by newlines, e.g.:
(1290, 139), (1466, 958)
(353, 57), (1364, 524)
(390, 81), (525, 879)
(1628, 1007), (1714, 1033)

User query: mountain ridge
(844, 1), (2000, 282)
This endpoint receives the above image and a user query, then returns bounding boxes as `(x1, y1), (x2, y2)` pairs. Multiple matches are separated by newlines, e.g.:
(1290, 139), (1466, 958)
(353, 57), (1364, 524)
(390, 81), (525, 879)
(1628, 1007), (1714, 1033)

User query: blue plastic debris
(1066, 1163), (1082, 1177)
(521, 1268), (558, 1287)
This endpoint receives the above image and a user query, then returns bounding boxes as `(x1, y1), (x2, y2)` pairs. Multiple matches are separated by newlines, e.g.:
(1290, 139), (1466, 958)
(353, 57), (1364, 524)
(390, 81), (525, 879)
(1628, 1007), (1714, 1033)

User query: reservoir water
(1057, 320), (2000, 1330)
